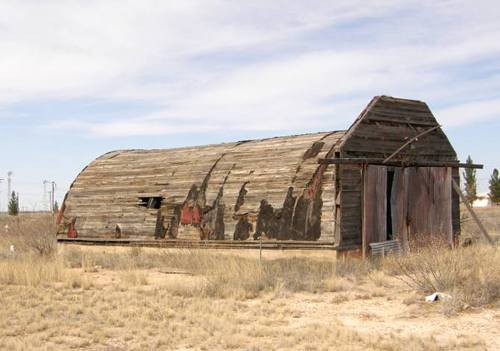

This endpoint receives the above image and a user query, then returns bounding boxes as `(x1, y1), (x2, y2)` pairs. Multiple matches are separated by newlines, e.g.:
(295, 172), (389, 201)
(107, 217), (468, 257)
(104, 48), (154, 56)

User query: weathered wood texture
(451, 167), (461, 242)
(58, 95), (460, 250)
(391, 168), (409, 250)
(338, 164), (363, 248)
(318, 158), (482, 169)
(334, 96), (459, 249)
(339, 96), (457, 161)
(359, 166), (453, 254)
(406, 167), (453, 244)
(59, 131), (344, 242)
(362, 166), (387, 255)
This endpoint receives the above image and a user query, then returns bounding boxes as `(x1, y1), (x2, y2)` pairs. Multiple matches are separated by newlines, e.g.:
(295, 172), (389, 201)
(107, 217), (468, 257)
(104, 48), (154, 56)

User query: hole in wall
(138, 197), (162, 209)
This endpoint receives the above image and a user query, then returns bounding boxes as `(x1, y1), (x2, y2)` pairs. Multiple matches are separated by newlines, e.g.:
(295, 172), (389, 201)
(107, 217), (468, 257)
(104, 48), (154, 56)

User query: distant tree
(489, 168), (500, 205)
(8, 191), (19, 216)
(463, 155), (477, 205)
(53, 201), (59, 214)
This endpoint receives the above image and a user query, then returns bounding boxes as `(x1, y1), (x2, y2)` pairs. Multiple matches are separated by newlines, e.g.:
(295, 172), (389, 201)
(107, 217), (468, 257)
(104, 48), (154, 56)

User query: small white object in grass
(4, 224), (8, 232)
(9, 245), (15, 253)
(425, 292), (452, 302)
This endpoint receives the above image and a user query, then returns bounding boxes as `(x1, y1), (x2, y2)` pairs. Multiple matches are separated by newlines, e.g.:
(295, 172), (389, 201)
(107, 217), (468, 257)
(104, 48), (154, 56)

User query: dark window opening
(139, 196), (162, 209)
(386, 170), (395, 240)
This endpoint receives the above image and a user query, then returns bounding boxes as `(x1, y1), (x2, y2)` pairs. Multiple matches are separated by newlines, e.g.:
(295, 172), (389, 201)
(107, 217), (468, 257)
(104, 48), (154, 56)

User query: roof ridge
(99, 130), (347, 157)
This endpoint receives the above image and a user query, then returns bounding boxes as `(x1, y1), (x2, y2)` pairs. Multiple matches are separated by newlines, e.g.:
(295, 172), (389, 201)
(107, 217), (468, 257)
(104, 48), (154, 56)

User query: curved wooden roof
(62, 130), (346, 240)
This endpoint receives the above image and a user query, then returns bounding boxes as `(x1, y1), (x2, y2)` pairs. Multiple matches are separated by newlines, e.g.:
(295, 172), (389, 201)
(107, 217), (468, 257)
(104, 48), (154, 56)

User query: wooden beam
(365, 116), (438, 127)
(318, 158), (483, 169)
(383, 125), (442, 163)
(56, 237), (341, 250)
(451, 179), (495, 246)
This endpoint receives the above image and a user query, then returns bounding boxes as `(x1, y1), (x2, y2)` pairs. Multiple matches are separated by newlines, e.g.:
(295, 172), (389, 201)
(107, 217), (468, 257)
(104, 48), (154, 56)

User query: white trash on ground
(425, 292), (452, 302)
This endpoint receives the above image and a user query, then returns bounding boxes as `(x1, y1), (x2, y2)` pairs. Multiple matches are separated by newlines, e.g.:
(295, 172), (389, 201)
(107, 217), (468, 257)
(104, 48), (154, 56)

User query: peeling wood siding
(60, 131), (344, 242)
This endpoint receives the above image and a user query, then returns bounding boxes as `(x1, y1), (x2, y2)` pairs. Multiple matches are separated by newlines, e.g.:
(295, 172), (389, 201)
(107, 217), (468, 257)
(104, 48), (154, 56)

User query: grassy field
(461, 206), (500, 242)
(0, 212), (499, 350)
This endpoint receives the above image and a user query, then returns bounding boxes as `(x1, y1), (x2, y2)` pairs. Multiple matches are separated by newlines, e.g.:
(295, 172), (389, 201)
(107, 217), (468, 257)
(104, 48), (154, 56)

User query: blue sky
(1, 1), (499, 210)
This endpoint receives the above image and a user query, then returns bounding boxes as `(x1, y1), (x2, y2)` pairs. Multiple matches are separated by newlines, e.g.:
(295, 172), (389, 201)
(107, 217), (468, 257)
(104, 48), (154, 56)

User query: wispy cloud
(1, 0), (500, 136)
(437, 98), (500, 126)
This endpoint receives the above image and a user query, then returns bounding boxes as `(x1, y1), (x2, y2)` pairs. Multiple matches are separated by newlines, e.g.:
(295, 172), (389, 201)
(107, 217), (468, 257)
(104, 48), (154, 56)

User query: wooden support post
(451, 179), (495, 246)
(361, 164), (366, 258)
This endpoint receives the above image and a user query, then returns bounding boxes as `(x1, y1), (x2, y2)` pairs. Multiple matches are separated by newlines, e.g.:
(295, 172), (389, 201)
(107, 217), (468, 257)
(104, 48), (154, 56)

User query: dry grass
(386, 243), (500, 314)
(60, 246), (342, 298)
(0, 213), (56, 257)
(461, 206), (500, 243)
(0, 213), (498, 349)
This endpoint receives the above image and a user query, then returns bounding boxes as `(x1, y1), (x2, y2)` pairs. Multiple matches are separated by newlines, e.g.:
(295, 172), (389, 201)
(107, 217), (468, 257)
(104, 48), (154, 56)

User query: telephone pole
(47, 181), (56, 213)
(6, 171), (12, 210)
(43, 180), (50, 211)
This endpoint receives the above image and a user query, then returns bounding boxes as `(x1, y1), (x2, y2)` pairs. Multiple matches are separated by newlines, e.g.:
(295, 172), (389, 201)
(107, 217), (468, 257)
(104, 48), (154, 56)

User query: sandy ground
(2, 260), (497, 350)
(0, 207), (499, 350)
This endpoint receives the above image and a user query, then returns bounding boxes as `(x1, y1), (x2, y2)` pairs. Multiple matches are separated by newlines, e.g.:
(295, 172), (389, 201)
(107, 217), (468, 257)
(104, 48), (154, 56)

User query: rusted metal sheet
(369, 240), (401, 257)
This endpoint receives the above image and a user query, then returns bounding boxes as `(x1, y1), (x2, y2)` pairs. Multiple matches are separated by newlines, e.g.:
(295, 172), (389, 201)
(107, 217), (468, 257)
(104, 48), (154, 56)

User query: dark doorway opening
(138, 196), (162, 209)
(386, 170), (395, 240)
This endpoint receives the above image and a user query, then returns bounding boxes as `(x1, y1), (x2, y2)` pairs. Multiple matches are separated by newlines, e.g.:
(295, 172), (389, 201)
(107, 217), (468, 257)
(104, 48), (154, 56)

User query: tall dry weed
(387, 244), (500, 311)
(0, 214), (56, 257)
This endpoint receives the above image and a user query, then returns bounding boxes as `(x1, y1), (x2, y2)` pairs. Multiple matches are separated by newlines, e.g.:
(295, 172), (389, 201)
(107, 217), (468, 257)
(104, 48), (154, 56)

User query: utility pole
(43, 180), (50, 211)
(7, 171), (12, 211)
(50, 181), (56, 213)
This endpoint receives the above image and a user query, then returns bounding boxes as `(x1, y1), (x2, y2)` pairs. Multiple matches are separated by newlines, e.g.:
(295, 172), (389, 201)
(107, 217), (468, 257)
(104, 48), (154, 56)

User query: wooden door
(390, 168), (409, 250)
(406, 167), (453, 245)
(362, 165), (387, 256)
(362, 166), (453, 256)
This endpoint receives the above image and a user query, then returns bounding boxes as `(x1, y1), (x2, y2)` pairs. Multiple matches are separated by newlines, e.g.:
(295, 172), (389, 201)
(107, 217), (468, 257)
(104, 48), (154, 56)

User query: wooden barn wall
(59, 131), (343, 243)
(340, 97), (457, 161)
(335, 96), (460, 249)
(451, 167), (461, 241)
(338, 164), (362, 248)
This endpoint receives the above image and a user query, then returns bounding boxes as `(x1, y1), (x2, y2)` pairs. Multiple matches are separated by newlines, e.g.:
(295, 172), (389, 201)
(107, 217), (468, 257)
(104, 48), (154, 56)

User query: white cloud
(3, 0), (500, 210)
(1, 0), (500, 136)
(436, 99), (500, 126)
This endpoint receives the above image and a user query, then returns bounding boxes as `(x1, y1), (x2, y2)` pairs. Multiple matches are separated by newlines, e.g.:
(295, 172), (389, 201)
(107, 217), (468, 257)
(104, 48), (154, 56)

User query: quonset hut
(57, 96), (471, 255)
